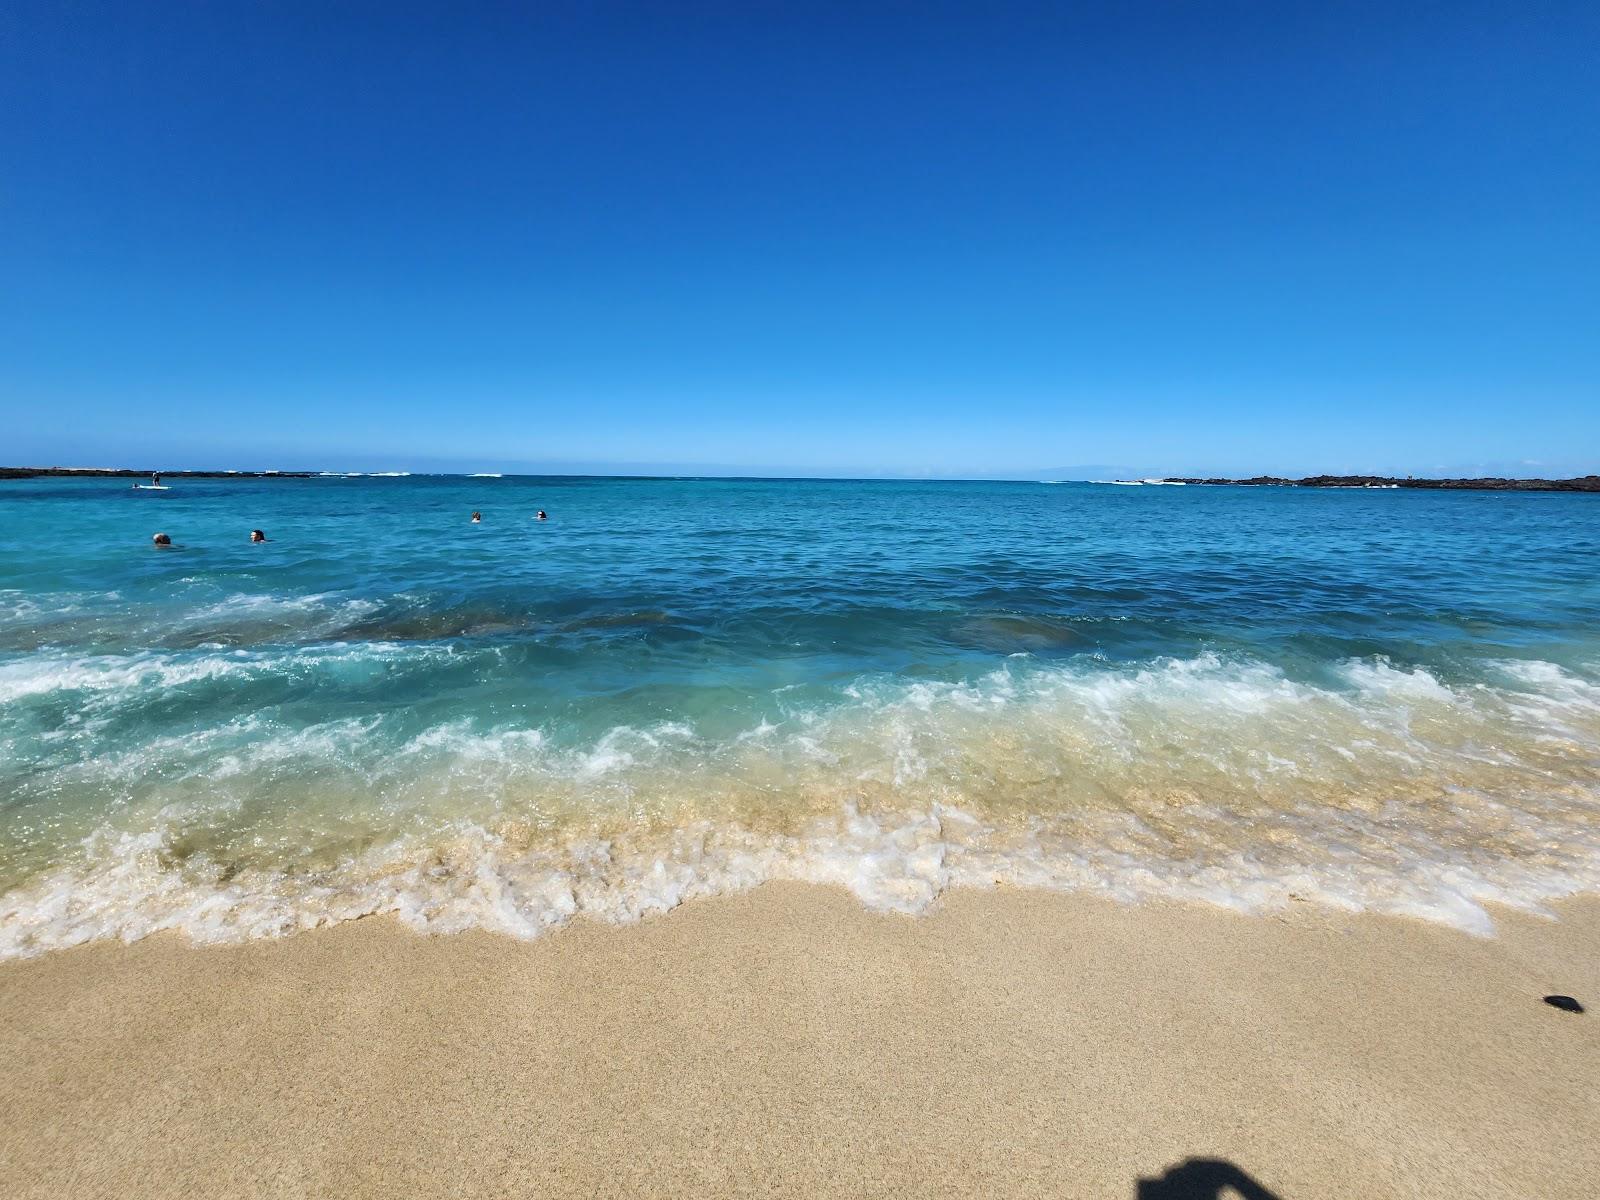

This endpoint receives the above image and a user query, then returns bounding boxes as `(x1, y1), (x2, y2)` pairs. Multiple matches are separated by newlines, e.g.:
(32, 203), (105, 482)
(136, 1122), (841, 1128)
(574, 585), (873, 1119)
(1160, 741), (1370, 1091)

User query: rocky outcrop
(1170, 475), (1600, 492)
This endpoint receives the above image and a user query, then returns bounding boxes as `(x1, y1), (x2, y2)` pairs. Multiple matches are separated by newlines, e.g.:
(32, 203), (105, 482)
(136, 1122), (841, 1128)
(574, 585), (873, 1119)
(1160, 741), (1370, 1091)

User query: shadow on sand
(1136, 1157), (1283, 1199)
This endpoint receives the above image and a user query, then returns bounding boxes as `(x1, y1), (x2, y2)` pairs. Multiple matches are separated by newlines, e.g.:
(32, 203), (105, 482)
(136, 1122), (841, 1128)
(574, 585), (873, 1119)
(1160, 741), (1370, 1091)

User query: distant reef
(1170, 474), (1600, 493)
(0, 467), (315, 479)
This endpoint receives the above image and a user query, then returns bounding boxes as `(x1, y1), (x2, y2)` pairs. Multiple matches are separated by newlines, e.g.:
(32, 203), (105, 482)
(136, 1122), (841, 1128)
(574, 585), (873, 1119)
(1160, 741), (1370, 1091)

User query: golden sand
(2, 885), (1596, 1198)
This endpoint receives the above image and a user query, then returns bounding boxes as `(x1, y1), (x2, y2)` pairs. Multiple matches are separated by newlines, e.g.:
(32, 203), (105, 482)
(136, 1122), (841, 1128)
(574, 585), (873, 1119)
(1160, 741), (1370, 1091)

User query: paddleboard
(132, 484), (171, 490)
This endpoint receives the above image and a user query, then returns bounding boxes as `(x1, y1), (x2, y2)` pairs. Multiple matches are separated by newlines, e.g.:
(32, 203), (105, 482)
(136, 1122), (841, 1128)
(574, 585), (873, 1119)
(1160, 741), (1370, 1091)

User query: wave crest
(4, 652), (1600, 955)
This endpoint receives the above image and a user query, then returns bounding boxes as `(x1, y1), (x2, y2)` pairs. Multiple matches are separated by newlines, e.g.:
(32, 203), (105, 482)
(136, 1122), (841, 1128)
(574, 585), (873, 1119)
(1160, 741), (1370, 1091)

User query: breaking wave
(4, 651), (1600, 956)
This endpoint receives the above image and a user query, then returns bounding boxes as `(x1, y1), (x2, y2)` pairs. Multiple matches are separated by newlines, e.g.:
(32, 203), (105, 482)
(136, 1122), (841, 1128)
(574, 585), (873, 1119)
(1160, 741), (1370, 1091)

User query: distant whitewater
(2, 475), (1598, 956)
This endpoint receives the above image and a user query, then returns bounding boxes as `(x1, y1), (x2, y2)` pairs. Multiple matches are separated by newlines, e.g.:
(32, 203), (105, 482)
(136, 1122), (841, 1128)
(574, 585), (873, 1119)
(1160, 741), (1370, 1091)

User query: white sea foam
(171, 592), (383, 642)
(5, 790), (1600, 958)
(0, 641), (448, 707)
(0, 588), (112, 625)
(0, 590), (48, 623)
(3, 653), (1600, 956)
(0, 651), (254, 704)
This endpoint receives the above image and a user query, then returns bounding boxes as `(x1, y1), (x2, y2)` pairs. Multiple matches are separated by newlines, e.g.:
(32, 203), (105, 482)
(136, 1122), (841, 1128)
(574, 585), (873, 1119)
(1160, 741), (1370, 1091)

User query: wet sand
(2, 885), (1596, 1199)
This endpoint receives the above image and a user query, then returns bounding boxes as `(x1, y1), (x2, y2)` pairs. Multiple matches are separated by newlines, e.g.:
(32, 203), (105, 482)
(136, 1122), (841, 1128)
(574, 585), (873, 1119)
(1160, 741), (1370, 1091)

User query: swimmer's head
(471, 512), (481, 522)
(536, 510), (547, 520)
(250, 529), (266, 542)
(152, 532), (171, 546)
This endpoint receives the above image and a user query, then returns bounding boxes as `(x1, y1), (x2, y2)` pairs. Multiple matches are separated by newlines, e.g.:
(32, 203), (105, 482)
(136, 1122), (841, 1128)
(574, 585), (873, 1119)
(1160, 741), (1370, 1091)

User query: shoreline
(3, 884), (1595, 1199)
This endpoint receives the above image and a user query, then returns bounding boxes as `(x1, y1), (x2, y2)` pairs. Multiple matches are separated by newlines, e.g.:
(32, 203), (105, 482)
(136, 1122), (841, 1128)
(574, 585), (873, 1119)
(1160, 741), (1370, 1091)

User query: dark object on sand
(1544, 995), (1584, 1013)
(1136, 1158), (1282, 1199)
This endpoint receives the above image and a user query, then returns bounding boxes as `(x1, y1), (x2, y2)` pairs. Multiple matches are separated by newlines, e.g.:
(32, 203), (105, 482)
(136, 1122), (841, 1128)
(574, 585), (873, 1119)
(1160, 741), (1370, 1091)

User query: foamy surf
(5, 789), (1600, 958)
(4, 651), (1600, 956)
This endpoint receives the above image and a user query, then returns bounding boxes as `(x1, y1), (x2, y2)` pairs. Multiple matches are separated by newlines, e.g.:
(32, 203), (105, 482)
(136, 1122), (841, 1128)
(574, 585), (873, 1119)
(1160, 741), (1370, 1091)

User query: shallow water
(2, 475), (1598, 953)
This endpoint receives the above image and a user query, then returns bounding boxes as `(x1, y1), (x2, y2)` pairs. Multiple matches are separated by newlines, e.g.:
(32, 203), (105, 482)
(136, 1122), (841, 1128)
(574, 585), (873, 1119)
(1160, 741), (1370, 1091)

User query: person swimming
(152, 532), (171, 546)
(250, 529), (267, 542)
(471, 512), (482, 523)
(535, 510), (547, 521)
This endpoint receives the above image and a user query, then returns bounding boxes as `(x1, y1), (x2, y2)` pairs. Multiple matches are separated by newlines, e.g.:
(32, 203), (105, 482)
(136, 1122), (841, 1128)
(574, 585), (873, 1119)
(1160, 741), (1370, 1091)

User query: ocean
(2, 474), (1598, 954)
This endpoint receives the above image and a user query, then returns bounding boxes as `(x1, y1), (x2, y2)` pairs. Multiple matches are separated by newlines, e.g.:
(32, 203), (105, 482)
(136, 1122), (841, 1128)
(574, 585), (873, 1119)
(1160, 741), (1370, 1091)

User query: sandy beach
(2, 885), (1595, 1199)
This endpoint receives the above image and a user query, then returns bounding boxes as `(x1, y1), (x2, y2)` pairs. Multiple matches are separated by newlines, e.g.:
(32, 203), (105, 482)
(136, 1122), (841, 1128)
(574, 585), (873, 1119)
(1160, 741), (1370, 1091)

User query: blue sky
(2, 2), (1596, 478)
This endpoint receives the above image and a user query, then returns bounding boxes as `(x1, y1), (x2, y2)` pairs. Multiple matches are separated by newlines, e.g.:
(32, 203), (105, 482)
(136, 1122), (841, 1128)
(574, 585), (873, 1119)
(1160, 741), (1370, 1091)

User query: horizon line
(7, 465), (1600, 486)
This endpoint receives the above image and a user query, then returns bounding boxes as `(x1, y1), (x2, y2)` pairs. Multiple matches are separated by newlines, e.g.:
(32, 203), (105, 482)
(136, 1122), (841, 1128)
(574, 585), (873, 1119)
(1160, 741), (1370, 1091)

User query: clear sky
(2, 2), (1596, 478)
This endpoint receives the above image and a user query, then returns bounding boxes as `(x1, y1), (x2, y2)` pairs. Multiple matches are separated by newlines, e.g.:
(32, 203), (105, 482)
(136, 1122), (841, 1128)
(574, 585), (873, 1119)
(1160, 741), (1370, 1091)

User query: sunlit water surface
(2, 475), (1598, 953)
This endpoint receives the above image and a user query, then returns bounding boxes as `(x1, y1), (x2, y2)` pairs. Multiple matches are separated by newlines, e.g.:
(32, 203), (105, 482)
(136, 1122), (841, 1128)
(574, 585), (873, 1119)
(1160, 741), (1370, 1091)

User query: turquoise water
(3, 475), (1599, 952)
